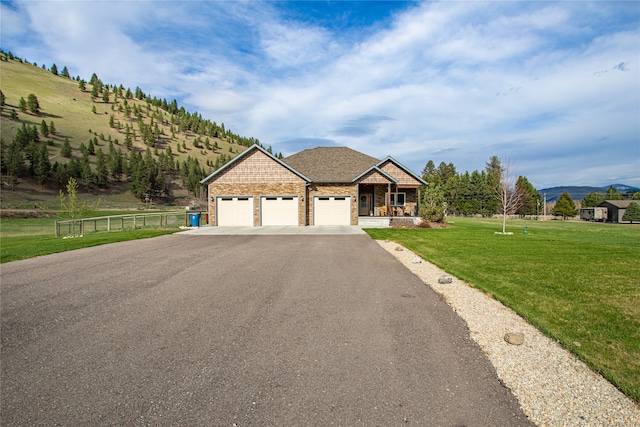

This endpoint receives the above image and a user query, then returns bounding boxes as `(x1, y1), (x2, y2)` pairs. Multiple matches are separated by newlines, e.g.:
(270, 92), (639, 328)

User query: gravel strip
(377, 240), (640, 427)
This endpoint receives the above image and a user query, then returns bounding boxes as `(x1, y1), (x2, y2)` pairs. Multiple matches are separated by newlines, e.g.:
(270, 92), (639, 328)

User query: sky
(1, 0), (639, 189)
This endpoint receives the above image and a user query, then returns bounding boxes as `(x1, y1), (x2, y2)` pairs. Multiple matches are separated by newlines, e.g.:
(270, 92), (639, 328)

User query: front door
(358, 194), (371, 216)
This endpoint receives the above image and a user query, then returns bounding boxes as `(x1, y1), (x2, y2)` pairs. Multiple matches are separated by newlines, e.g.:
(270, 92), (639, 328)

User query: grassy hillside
(1, 56), (253, 209)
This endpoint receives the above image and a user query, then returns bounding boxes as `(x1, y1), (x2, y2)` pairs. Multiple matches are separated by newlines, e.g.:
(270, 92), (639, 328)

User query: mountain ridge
(538, 184), (639, 202)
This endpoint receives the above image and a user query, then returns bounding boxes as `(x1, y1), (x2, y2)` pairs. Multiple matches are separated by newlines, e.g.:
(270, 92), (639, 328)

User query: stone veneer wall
(207, 182), (306, 226)
(307, 184), (358, 225)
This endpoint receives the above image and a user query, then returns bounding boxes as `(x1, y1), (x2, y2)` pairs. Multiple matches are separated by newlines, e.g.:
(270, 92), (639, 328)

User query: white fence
(55, 212), (201, 237)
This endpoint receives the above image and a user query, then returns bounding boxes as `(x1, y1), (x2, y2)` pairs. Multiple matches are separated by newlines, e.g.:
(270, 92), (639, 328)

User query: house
(597, 200), (635, 223)
(200, 144), (427, 227)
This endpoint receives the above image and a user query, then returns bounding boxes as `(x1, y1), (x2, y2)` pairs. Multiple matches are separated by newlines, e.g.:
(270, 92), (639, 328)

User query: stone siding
(207, 182), (306, 226)
(307, 184), (358, 225)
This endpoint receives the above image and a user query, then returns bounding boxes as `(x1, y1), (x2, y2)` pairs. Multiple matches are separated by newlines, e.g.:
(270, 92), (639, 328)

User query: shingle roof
(598, 200), (637, 208)
(282, 147), (380, 182)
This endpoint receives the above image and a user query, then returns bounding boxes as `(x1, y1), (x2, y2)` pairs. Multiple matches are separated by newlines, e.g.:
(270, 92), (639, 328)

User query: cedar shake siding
(213, 149), (303, 184)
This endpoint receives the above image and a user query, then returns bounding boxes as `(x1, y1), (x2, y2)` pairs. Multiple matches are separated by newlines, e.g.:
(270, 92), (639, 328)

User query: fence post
(133, 215), (137, 229)
(107, 217), (111, 232)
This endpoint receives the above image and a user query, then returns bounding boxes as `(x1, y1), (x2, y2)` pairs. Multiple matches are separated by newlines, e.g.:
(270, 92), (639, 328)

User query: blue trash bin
(189, 213), (201, 227)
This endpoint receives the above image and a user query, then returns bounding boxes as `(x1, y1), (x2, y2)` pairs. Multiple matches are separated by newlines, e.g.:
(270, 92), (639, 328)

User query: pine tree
(78, 79), (86, 92)
(40, 120), (50, 138)
(95, 148), (108, 188)
(552, 192), (578, 219)
(19, 97), (27, 112)
(87, 139), (95, 155)
(605, 186), (624, 200)
(61, 66), (70, 78)
(622, 202), (640, 223)
(50, 63), (58, 75)
(61, 138), (72, 157)
(515, 176), (542, 216)
(582, 192), (605, 208)
(6, 140), (25, 189)
(35, 142), (51, 187)
(27, 93), (40, 113)
(80, 151), (94, 190)
(49, 121), (56, 135)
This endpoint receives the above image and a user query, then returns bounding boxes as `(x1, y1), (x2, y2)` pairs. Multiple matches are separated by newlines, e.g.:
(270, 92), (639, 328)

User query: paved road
(1, 234), (533, 426)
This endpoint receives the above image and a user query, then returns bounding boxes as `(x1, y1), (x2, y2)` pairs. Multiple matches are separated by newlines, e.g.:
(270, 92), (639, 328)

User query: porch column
(386, 183), (391, 217)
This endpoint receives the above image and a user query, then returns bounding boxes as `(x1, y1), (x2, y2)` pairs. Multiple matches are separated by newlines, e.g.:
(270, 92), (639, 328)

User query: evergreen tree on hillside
(35, 142), (51, 187)
(552, 192), (578, 219)
(78, 79), (86, 92)
(49, 121), (56, 135)
(27, 93), (40, 113)
(622, 202), (640, 223)
(80, 151), (94, 190)
(19, 97), (27, 112)
(6, 140), (25, 189)
(95, 148), (108, 188)
(61, 66), (70, 78)
(60, 138), (72, 157)
(50, 63), (58, 75)
(40, 120), (49, 138)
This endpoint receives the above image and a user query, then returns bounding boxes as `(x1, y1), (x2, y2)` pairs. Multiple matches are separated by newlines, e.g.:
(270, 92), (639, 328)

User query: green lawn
(0, 211), (180, 263)
(366, 218), (640, 402)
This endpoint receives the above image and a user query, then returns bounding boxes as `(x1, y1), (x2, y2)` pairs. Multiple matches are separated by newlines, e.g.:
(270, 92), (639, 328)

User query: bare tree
(495, 157), (523, 234)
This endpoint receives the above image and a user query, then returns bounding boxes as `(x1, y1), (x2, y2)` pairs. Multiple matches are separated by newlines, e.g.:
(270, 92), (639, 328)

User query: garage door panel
(314, 196), (351, 225)
(261, 196), (299, 226)
(217, 197), (254, 226)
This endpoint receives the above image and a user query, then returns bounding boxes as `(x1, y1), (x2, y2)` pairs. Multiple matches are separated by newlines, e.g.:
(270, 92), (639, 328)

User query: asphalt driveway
(1, 234), (532, 426)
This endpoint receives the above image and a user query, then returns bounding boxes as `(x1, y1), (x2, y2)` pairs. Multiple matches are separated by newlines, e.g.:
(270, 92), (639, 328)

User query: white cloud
(2, 1), (637, 188)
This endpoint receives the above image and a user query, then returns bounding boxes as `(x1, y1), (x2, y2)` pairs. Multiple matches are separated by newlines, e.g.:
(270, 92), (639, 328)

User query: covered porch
(357, 183), (421, 224)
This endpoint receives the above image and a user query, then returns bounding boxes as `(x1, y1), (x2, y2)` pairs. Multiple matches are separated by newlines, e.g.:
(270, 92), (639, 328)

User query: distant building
(597, 200), (635, 223)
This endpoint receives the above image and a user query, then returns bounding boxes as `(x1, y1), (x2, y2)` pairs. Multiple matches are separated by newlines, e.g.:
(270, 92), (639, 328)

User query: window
(390, 192), (406, 206)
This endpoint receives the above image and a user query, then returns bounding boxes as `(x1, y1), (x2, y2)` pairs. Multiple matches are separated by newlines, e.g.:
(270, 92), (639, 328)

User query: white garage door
(313, 196), (351, 225)
(217, 197), (254, 226)
(261, 196), (299, 226)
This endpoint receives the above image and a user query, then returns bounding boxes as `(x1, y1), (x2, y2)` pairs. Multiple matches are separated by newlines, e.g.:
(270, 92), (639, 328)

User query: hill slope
(1, 55), (258, 208)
